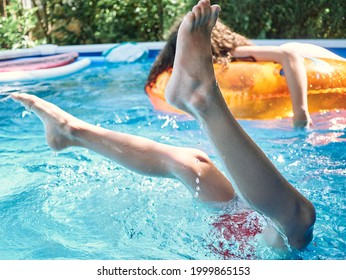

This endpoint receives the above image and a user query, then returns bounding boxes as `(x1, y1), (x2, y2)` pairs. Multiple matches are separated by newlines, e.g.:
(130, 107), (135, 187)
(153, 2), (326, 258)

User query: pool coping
(1, 39), (345, 58)
(57, 40), (346, 56)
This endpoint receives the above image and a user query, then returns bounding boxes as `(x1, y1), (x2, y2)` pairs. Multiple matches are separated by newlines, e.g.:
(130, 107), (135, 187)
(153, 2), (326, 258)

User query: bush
(0, 0), (345, 50)
(0, 1), (38, 49)
(216, 0), (346, 39)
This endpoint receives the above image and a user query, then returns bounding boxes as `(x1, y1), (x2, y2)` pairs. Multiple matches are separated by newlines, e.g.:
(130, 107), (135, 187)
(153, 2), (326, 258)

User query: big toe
(209, 5), (221, 28)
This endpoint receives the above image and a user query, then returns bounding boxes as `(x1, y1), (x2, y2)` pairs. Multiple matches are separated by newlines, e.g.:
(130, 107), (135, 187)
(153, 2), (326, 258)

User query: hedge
(0, 0), (345, 50)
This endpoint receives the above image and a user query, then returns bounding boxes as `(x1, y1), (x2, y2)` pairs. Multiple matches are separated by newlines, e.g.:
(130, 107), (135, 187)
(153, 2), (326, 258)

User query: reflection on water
(0, 62), (345, 260)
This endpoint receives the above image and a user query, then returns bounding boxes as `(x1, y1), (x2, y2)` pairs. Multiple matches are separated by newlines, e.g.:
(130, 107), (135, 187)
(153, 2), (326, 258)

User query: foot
(165, 0), (221, 116)
(11, 93), (81, 151)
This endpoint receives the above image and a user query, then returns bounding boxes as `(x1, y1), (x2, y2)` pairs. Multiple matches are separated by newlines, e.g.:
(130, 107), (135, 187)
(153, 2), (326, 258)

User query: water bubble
(21, 110), (31, 118)
(277, 155), (284, 163)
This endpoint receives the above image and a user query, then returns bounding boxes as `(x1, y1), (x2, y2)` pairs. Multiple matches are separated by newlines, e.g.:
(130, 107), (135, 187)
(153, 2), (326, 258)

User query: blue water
(0, 60), (345, 260)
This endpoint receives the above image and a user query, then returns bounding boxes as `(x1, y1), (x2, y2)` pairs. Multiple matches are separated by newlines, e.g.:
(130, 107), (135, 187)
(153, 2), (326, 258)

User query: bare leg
(166, 0), (315, 249)
(11, 93), (234, 202)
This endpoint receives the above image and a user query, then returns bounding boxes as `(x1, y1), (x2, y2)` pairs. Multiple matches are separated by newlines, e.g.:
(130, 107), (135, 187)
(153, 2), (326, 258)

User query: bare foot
(11, 93), (81, 151)
(165, 0), (220, 116)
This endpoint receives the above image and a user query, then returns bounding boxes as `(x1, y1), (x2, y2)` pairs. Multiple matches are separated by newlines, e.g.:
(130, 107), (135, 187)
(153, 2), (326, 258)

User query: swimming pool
(0, 56), (345, 260)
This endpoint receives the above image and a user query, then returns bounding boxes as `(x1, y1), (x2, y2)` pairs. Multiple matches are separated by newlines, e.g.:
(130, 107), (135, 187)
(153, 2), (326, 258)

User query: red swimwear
(209, 210), (263, 259)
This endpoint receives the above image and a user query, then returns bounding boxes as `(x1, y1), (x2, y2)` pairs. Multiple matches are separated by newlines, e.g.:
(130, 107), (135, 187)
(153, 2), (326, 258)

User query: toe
(183, 11), (196, 32)
(199, 0), (211, 24)
(192, 5), (202, 27)
(209, 5), (221, 29)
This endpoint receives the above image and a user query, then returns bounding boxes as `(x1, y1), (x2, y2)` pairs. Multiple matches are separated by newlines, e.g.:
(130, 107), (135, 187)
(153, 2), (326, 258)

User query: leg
(166, 0), (315, 249)
(11, 93), (235, 202)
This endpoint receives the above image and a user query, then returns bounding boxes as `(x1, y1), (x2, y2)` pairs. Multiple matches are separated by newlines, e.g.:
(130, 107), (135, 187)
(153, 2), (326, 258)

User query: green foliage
(0, 0), (345, 50)
(216, 0), (346, 39)
(34, 0), (195, 45)
(0, 1), (38, 49)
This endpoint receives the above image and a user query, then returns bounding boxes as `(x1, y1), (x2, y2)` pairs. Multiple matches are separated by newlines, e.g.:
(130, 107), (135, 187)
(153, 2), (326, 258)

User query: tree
(1, 0), (345, 50)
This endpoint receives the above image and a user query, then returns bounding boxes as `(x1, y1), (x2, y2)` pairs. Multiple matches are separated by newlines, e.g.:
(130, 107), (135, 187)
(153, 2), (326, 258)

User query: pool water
(0, 60), (345, 260)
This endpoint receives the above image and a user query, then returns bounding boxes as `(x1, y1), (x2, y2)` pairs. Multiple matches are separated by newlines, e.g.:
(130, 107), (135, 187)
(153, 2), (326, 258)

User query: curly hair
(146, 19), (253, 88)
(210, 20), (253, 64)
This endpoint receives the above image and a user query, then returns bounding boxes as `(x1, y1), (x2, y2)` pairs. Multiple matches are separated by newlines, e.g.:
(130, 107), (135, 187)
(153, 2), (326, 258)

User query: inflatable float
(145, 57), (346, 119)
(103, 42), (148, 63)
(0, 52), (79, 72)
(0, 44), (60, 61)
(0, 54), (90, 83)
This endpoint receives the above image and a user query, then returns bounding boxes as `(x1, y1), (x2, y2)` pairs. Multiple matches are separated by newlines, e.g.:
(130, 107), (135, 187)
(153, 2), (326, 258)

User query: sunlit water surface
(0, 61), (345, 260)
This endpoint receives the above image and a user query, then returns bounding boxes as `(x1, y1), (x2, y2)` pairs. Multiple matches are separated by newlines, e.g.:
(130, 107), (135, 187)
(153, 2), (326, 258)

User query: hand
(293, 111), (313, 128)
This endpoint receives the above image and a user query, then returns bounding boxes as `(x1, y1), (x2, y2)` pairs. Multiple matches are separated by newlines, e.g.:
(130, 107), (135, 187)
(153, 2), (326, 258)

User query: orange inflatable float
(145, 57), (346, 119)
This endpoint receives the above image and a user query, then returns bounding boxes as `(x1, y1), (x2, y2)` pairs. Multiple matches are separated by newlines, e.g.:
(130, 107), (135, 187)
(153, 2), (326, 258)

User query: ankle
(188, 81), (220, 114)
(66, 121), (85, 140)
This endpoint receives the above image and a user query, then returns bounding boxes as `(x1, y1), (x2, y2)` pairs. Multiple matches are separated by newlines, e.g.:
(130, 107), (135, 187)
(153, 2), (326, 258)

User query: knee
(191, 148), (213, 164)
(301, 200), (316, 235)
(180, 148), (213, 172)
(173, 147), (215, 181)
(172, 147), (234, 202)
(288, 200), (316, 249)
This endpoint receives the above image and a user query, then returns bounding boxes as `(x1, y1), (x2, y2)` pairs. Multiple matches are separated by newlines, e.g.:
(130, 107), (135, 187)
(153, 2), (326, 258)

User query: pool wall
(3, 40), (344, 66)
(60, 39), (346, 61)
